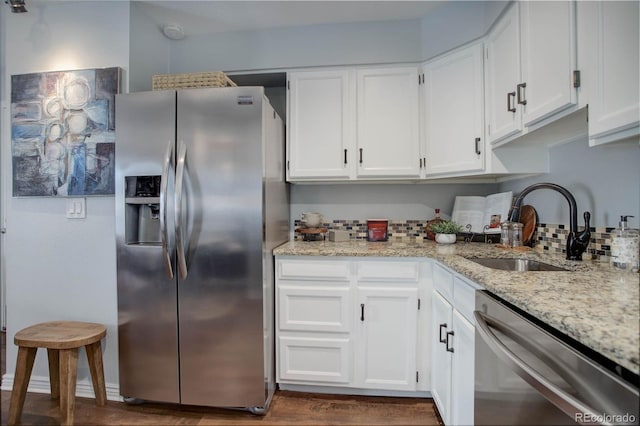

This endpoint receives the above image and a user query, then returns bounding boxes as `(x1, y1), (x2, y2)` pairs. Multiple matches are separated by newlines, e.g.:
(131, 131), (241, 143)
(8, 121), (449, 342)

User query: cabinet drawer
(279, 336), (351, 383)
(433, 263), (453, 301)
(278, 259), (350, 281)
(356, 261), (420, 282)
(453, 276), (476, 324)
(279, 286), (351, 332)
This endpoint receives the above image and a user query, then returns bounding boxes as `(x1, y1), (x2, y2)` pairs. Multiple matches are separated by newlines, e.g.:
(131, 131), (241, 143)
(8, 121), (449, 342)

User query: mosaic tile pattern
(293, 219), (619, 262)
(294, 219), (428, 241)
(535, 223), (615, 262)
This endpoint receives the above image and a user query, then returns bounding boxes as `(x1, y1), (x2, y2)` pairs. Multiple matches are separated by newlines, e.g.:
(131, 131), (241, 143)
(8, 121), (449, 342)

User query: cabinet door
(287, 70), (354, 179)
(423, 43), (484, 175)
(279, 336), (351, 383)
(431, 290), (453, 425)
(356, 286), (418, 390)
(450, 310), (475, 426)
(485, 3), (522, 145)
(520, 1), (577, 126)
(588, 1), (640, 144)
(278, 286), (352, 333)
(356, 67), (421, 178)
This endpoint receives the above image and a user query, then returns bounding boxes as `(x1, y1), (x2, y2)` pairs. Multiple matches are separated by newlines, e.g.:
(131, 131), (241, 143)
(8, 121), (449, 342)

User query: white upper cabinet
(287, 70), (355, 180)
(486, 1), (578, 146)
(287, 66), (420, 181)
(520, 1), (577, 127)
(485, 3), (522, 145)
(422, 42), (485, 176)
(584, 1), (639, 145)
(356, 67), (421, 178)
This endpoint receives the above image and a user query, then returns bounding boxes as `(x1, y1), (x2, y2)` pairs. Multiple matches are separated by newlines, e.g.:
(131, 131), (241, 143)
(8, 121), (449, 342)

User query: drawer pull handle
(439, 323), (448, 343)
(517, 82), (527, 105)
(507, 91), (516, 113)
(446, 331), (455, 353)
(360, 303), (365, 321)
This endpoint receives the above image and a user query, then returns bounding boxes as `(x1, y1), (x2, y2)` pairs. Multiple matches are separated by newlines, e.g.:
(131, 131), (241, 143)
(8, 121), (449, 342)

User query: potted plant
(429, 220), (463, 244)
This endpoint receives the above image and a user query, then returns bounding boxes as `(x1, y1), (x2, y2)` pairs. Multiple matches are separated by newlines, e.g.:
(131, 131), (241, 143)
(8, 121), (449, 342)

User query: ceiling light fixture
(5, 0), (27, 13)
(162, 24), (185, 40)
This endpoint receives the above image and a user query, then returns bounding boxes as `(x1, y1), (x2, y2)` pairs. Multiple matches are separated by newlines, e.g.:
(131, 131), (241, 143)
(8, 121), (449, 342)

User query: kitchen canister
(510, 222), (523, 247)
(367, 219), (388, 242)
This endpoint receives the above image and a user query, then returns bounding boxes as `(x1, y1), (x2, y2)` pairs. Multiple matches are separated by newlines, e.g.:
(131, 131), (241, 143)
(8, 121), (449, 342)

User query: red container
(367, 219), (389, 242)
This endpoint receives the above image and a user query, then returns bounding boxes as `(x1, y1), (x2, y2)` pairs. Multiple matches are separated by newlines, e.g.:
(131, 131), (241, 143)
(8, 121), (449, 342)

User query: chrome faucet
(508, 183), (591, 261)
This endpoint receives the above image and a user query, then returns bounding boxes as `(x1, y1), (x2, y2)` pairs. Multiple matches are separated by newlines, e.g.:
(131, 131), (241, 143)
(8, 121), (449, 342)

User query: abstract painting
(11, 67), (120, 196)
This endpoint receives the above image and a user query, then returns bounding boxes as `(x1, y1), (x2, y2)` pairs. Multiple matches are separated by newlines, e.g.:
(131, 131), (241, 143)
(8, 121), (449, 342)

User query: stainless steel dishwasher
(474, 291), (639, 425)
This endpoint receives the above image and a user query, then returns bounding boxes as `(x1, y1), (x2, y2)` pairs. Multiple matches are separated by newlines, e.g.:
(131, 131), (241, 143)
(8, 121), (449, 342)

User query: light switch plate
(66, 198), (86, 219)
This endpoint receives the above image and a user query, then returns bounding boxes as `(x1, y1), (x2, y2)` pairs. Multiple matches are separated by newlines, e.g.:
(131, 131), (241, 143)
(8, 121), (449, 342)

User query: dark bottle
(426, 208), (443, 241)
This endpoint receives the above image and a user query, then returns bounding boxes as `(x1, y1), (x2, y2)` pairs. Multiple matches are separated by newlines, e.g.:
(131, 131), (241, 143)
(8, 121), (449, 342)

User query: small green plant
(429, 220), (463, 234)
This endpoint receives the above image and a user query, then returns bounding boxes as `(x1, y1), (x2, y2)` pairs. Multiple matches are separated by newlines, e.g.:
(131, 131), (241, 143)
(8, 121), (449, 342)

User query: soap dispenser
(610, 215), (639, 272)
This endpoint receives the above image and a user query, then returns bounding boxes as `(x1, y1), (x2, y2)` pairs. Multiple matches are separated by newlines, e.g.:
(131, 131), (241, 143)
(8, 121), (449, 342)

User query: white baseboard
(1, 373), (122, 402)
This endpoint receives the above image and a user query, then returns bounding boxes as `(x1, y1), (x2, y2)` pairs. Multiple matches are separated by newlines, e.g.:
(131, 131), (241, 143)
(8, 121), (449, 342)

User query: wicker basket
(152, 71), (237, 90)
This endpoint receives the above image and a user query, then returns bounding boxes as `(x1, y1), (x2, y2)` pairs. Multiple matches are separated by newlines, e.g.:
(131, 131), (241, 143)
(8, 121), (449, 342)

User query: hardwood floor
(1, 332), (442, 425)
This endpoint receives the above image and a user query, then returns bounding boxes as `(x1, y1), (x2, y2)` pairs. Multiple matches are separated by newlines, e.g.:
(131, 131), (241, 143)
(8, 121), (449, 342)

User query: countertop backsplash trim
(293, 219), (617, 261)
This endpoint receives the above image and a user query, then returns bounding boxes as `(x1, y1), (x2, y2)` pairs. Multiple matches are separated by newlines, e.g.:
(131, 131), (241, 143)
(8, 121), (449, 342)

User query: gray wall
(1, 0), (129, 397)
(129, 1), (506, 91)
(290, 182), (498, 224)
(498, 137), (640, 229)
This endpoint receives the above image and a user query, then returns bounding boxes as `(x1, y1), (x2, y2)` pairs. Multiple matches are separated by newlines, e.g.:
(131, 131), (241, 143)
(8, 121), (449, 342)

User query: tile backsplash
(293, 219), (616, 262)
(536, 223), (615, 262)
(294, 219), (427, 241)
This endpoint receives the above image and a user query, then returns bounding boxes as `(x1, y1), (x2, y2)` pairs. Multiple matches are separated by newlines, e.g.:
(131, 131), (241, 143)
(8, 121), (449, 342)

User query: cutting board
(520, 205), (538, 246)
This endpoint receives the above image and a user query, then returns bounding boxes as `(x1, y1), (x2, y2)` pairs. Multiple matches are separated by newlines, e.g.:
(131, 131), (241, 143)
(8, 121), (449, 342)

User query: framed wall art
(11, 67), (121, 196)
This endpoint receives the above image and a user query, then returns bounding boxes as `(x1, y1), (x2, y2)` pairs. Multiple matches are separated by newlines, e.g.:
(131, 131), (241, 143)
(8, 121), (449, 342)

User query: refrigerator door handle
(175, 141), (188, 280)
(160, 140), (174, 279)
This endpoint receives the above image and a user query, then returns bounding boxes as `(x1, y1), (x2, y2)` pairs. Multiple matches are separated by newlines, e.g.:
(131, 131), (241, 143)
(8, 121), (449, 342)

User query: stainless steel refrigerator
(114, 87), (288, 413)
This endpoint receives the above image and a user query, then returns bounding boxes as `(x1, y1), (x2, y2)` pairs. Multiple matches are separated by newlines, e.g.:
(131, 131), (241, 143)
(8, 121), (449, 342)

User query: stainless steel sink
(466, 257), (568, 271)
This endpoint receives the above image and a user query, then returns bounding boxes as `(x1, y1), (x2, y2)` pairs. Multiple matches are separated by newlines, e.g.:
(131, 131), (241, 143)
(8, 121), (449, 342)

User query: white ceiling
(135, 1), (446, 36)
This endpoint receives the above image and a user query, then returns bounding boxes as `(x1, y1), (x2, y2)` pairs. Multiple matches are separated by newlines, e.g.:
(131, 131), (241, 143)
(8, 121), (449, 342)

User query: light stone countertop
(274, 239), (640, 376)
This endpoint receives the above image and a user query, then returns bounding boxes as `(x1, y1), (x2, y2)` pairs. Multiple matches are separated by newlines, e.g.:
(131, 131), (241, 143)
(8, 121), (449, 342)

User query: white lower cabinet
(431, 263), (479, 425)
(275, 256), (430, 394)
(356, 286), (418, 390)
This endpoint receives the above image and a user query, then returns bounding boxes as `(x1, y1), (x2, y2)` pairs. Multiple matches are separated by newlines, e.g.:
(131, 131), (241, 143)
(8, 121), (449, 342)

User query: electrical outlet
(66, 198), (86, 219)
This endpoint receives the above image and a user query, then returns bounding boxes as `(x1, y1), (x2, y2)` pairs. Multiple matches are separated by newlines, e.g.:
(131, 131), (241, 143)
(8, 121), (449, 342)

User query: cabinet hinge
(416, 371), (419, 383)
(418, 298), (421, 310)
(287, 160), (290, 170)
(573, 70), (581, 88)
(287, 81), (290, 90)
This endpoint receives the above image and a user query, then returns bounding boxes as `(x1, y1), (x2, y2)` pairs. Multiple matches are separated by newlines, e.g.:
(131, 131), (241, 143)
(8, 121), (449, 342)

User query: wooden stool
(8, 321), (107, 425)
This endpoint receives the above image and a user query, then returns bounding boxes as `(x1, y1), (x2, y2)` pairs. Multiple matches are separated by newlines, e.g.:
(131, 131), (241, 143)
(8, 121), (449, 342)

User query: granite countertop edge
(273, 240), (640, 376)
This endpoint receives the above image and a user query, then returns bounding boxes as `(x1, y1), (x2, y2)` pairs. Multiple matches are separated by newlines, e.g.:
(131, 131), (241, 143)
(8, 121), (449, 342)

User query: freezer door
(115, 90), (180, 403)
(175, 87), (266, 408)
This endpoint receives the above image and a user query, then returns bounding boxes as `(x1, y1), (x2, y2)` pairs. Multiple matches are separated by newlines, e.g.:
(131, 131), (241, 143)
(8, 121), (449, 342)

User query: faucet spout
(508, 183), (590, 260)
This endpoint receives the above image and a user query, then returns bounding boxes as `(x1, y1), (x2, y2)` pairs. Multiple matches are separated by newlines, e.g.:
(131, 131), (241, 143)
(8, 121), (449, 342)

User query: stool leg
(8, 346), (37, 425)
(59, 348), (78, 426)
(47, 348), (60, 399)
(85, 341), (107, 406)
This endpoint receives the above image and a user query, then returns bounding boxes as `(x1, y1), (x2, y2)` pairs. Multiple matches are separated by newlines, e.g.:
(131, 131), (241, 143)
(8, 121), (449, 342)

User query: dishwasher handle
(474, 310), (611, 426)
